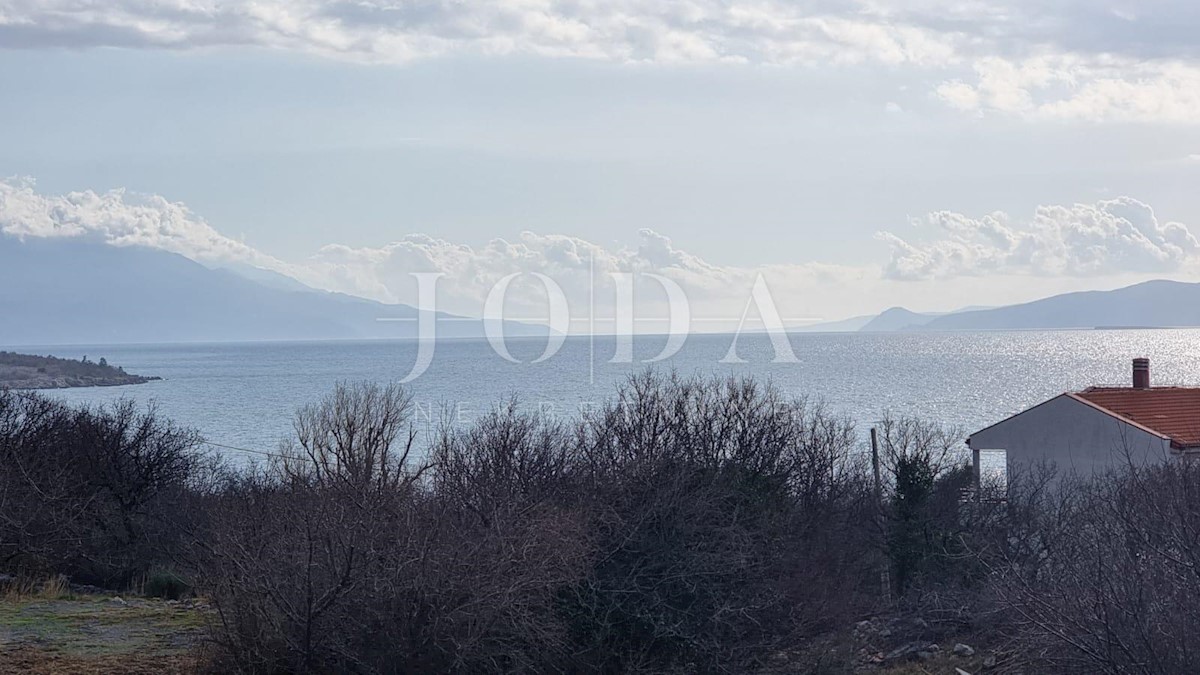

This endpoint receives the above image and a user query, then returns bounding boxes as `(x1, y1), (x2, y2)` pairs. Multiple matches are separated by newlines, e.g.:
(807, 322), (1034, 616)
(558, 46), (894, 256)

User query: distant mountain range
(835, 280), (1200, 333)
(858, 307), (943, 332)
(797, 305), (992, 333)
(4, 234), (1199, 345)
(0, 236), (543, 346)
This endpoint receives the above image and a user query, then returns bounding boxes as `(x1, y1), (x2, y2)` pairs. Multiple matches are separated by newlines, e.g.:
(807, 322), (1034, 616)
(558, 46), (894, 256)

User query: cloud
(0, 177), (282, 268)
(299, 228), (778, 318)
(0, 177), (862, 323)
(6, 1), (1200, 122)
(932, 55), (1200, 123)
(879, 197), (1200, 280)
(6, 178), (1200, 322)
(0, 0), (961, 66)
(3, 0), (1189, 67)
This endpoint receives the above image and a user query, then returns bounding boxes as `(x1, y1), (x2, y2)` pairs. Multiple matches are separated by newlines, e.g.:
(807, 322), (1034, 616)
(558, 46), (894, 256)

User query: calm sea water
(13, 330), (1200, 462)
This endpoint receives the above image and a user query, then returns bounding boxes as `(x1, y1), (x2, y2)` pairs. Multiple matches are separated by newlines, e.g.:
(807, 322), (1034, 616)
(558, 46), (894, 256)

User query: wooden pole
(972, 445), (982, 502)
(870, 427), (882, 505)
(870, 427), (890, 600)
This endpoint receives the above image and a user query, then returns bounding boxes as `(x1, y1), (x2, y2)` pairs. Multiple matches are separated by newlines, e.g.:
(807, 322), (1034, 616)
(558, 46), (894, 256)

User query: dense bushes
(977, 460), (1200, 674)
(0, 389), (206, 586)
(10, 375), (1200, 673)
(556, 375), (875, 671)
(194, 383), (581, 673)
(195, 375), (885, 673)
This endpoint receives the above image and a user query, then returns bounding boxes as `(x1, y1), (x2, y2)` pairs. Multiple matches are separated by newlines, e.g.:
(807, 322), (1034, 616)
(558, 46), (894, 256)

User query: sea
(12, 329), (1200, 465)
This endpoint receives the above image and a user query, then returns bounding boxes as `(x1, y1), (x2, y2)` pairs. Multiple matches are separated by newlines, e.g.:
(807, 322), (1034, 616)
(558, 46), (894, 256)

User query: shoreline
(0, 351), (160, 391)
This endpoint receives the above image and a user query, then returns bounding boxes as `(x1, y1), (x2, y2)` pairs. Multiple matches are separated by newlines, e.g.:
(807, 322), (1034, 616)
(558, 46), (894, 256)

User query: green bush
(143, 570), (191, 600)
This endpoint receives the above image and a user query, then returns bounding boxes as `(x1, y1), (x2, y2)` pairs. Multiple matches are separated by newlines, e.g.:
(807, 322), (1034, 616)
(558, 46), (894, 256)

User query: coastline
(0, 351), (160, 391)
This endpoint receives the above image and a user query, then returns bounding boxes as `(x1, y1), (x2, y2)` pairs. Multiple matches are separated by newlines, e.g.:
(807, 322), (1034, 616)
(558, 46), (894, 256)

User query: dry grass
(0, 593), (210, 674)
(2, 574), (73, 602)
(0, 646), (202, 675)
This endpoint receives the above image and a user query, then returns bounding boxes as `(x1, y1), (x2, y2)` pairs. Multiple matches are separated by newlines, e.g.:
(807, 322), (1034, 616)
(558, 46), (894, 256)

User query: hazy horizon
(5, 1), (1200, 326)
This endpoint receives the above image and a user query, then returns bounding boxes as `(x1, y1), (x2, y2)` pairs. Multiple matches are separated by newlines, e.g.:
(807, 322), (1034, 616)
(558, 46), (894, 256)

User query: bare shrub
(198, 382), (427, 671)
(197, 374), (880, 673)
(875, 412), (966, 479)
(420, 403), (590, 671)
(984, 460), (1200, 674)
(277, 381), (421, 499)
(199, 383), (588, 673)
(0, 390), (204, 586)
(432, 399), (576, 522)
(562, 372), (877, 672)
(870, 414), (999, 639)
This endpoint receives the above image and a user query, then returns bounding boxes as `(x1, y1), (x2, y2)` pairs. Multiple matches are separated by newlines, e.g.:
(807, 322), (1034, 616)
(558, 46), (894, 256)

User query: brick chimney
(1133, 357), (1151, 389)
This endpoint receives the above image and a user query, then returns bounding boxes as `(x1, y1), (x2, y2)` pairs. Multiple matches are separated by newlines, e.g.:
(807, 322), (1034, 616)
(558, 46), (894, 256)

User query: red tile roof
(1074, 387), (1200, 449)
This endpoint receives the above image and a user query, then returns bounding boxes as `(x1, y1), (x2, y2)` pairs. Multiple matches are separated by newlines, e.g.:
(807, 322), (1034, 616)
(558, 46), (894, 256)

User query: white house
(968, 358), (1200, 476)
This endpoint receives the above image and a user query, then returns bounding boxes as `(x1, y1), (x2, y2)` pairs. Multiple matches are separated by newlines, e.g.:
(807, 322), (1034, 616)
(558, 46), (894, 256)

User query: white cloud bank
(879, 197), (1200, 280)
(0, 0), (959, 66)
(0, 177), (281, 268)
(3, 0), (1200, 123)
(0, 177), (865, 321)
(5, 178), (1200, 322)
(934, 56), (1200, 124)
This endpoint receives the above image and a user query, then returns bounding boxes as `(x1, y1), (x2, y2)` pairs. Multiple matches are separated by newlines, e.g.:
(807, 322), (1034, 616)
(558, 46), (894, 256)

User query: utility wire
(199, 438), (298, 461)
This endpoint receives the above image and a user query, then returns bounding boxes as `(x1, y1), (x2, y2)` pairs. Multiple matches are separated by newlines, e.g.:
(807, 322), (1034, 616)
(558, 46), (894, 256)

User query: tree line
(1, 373), (1194, 673)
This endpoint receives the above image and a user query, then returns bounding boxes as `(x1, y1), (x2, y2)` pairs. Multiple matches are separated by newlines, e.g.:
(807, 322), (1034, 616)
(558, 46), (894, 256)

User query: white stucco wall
(968, 394), (1174, 474)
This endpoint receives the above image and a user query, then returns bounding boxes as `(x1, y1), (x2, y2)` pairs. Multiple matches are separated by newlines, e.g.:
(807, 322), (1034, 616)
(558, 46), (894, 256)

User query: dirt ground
(0, 595), (209, 674)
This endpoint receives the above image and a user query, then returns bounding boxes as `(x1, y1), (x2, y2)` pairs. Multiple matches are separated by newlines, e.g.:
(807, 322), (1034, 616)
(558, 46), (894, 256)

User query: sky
(3, 0), (1200, 325)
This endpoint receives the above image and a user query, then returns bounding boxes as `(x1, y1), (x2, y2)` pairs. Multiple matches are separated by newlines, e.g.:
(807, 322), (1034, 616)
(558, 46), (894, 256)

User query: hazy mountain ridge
(0, 237), (543, 346)
(914, 280), (1200, 331)
(5, 235), (1196, 345)
(855, 280), (1200, 332)
(790, 314), (876, 333)
(858, 307), (942, 332)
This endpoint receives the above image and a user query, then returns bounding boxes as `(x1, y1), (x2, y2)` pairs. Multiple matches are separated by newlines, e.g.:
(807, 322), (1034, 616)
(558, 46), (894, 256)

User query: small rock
(954, 643), (976, 657)
(71, 583), (112, 596)
(853, 619), (877, 641)
(885, 642), (936, 662)
(983, 654), (997, 669)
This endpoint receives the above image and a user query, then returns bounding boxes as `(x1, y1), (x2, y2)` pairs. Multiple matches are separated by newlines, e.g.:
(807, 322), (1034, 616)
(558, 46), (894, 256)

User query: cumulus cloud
(0, 177), (283, 268)
(5, 0), (1200, 122)
(0, 177), (860, 324)
(299, 228), (776, 318)
(933, 55), (1200, 123)
(7, 178), (1200, 323)
(879, 197), (1200, 280)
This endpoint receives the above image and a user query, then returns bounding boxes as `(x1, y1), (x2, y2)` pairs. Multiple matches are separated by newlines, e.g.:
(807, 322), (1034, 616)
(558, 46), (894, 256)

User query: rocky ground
(761, 615), (1003, 674)
(0, 594), (209, 674)
(854, 616), (998, 674)
(0, 580), (1000, 674)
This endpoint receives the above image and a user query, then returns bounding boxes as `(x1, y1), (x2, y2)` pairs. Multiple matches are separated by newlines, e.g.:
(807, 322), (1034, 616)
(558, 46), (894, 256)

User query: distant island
(794, 279), (1200, 334)
(0, 351), (160, 389)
